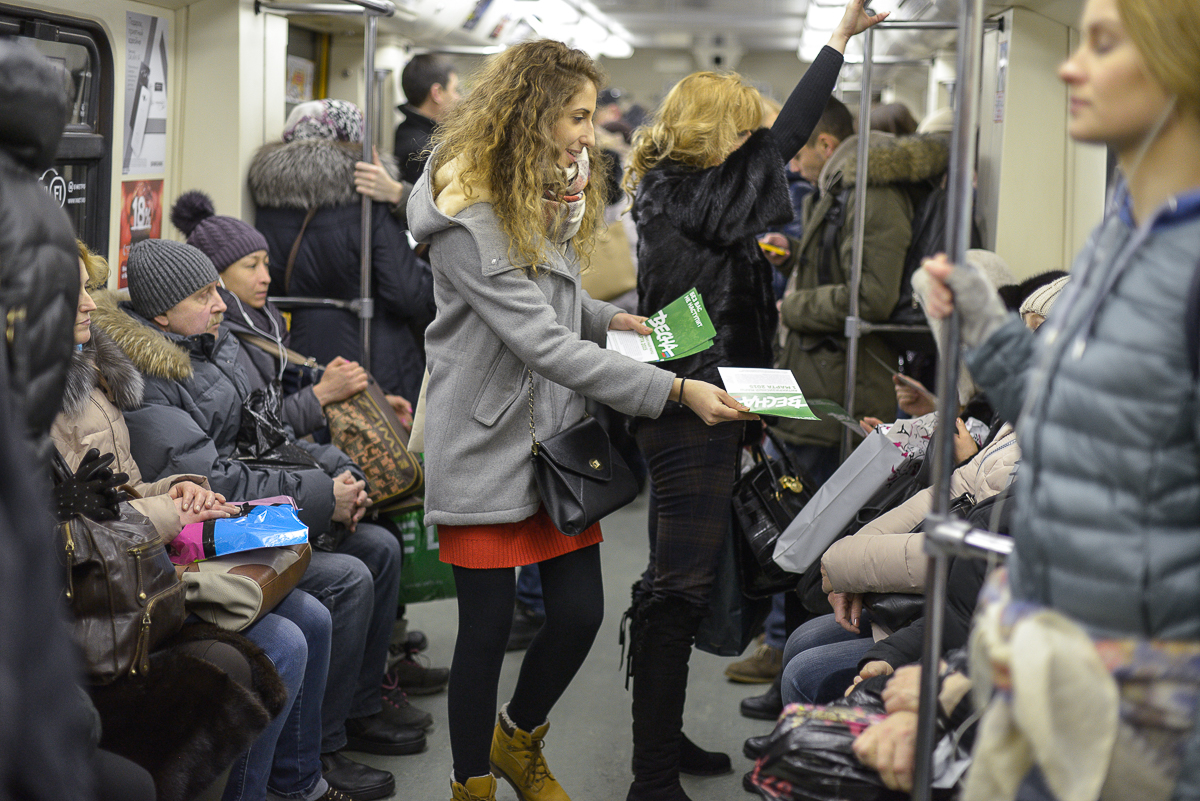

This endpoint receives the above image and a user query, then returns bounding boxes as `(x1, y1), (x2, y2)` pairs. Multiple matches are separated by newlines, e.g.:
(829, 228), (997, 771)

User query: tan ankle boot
(451, 774), (496, 801)
(489, 704), (570, 801)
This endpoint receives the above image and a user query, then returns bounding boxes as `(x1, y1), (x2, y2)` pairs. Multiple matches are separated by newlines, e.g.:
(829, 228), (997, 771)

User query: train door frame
(0, 2), (115, 254)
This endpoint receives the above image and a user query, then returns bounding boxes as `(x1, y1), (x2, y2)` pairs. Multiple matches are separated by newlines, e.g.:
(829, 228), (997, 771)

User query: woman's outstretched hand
(829, 0), (890, 52)
(919, 253), (1010, 348)
(676, 379), (759, 425)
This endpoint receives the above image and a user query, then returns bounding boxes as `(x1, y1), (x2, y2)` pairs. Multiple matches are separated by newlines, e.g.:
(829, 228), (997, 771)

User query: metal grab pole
(912, 0), (985, 797)
(843, 24), (873, 461)
(359, 12), (377, 369)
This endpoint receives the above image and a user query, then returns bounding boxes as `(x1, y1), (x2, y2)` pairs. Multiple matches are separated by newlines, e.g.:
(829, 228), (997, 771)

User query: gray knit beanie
(126, 239), (220, 319)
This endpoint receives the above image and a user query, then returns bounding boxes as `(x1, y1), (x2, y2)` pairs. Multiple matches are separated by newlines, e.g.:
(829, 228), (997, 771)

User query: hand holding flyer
(606, 288), (715, 362)
(717, 367), (819, 420)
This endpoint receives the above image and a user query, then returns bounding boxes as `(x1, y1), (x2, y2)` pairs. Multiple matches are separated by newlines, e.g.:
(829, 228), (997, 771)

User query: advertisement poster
(118, 179), (163, 288)
(286, 56), (315, 105)
(123, 12), (169, 175)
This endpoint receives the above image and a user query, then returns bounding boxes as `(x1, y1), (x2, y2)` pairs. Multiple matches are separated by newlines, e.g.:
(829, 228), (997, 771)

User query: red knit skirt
(438, 506), (603, 568)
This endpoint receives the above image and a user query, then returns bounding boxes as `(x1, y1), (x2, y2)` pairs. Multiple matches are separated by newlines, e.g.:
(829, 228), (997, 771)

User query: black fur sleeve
(772, 46), (845, 162)
(657, 129), (793, 245)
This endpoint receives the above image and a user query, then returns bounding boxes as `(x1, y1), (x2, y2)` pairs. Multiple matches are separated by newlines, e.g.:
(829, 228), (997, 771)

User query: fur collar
(91, 291), (194, 381)
(248, 139), (361, 209)
(60, 326), (145, 417)
(819, 131), (950, 194)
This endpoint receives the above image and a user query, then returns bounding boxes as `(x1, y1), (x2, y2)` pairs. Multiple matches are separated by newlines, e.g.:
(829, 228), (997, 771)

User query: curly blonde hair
(624, 72), (763, 197)
(429, 39), (609, 270)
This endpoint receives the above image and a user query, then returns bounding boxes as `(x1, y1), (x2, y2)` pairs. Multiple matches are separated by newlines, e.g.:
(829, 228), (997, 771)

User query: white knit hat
(1020, 275), (1069, 319)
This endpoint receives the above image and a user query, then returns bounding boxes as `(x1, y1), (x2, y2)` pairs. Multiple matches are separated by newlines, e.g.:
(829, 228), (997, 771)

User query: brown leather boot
(489, 704), (570, 801)
(451, 774), (496, 801)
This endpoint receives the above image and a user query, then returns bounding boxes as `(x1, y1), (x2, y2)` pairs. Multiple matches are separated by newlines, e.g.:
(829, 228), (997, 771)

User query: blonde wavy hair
(76, 240), (109, 291)
(624, 72), (763, 197)
(429, 39), (609, 270)
(1116, 0), (1200, 119)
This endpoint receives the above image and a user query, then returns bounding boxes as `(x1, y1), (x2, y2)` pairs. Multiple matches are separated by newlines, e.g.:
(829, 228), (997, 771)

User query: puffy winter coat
(51, 327), (209, 541)
(247, 138), (436, 401)
(821, 424), (1018, 594)
(92, 293), (361, 535)
(0, 39), (80, 452)
(407, 154), (674, 526)
(775, 132), (949, 448)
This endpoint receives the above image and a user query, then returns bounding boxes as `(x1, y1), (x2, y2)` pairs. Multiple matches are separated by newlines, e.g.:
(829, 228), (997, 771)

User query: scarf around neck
(543, 146), (590, 243)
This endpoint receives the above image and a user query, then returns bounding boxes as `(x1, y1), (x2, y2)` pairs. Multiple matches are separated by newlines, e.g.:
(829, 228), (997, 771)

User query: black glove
(52, 448), (129, 522)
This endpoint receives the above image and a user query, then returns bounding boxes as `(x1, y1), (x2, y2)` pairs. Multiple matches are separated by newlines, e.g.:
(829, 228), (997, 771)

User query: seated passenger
(93, 238), (423, 799)
(62, 242), (341, 801)
(168, 189), (375, 436)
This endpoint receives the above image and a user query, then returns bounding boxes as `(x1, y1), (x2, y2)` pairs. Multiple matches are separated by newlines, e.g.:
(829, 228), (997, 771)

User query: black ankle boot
(625, 595), (708, 801)
(739, 673), (783, 721)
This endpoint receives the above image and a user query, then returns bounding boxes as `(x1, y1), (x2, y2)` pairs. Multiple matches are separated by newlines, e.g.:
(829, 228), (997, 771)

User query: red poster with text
(118, 179), (163, 288)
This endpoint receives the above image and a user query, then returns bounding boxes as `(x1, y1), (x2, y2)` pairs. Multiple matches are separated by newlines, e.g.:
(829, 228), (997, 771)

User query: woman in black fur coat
(619, 2), (887, 799)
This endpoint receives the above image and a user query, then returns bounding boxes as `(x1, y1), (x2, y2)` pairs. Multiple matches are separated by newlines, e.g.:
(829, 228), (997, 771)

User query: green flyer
(606, 288), (715, 362)
(717, 367), (820, 420)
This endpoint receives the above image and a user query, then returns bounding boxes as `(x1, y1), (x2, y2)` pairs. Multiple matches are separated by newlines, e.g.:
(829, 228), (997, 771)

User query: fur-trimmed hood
(819, 131), (950, 195)
(60, 326), (145, 418)
(248, 138), (397, 209)
(91, 290), (195, 382)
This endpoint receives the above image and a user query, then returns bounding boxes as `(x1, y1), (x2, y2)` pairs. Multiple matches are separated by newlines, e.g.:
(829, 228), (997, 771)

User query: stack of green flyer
(606, 288), (715, 362)
(717, 367), (820, 420)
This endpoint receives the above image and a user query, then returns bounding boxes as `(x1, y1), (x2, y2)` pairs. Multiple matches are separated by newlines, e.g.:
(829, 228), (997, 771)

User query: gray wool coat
(407, 160), (675, 528)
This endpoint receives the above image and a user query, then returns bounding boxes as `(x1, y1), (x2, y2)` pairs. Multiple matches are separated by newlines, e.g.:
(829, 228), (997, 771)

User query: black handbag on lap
(527, 369), (638, 536)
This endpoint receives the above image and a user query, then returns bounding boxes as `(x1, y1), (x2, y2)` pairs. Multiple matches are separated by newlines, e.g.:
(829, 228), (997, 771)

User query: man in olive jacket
(769, 97), (948, 481)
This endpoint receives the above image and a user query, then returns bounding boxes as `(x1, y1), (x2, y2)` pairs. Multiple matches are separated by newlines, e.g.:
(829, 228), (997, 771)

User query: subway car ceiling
(9, 0), (1096, 284)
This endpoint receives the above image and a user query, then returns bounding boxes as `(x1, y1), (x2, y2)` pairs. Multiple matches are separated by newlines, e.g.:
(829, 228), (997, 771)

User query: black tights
(448, 544), (604, 783)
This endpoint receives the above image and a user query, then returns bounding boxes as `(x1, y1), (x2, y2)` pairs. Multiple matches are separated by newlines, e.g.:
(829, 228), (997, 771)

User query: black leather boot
(739, 673), (783, 721)
(626, 595), (710, 801)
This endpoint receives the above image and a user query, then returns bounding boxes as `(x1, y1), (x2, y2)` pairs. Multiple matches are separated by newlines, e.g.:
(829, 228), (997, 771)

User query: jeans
(225, 590), (332, 801)
(298, 522), (402, 753)
(780, 613), (873, 705)
(764, 595), (788, 651)
(515, 564), (544, 615)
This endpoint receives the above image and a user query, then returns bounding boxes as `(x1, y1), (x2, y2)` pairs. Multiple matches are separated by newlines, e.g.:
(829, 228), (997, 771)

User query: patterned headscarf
(281, 99), (364, 143)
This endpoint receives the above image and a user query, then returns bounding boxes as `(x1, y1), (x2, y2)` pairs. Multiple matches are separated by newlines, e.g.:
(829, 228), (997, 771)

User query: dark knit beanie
(126, 239), (220, 319)
(170, 190), (269, 272)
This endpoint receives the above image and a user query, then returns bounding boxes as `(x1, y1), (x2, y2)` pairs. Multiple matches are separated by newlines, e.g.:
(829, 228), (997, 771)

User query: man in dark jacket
(393, 54), (459, 184)
(0, 37), (96, 801)
(103, 239), (428, 800)
(769, 97), (948, 483)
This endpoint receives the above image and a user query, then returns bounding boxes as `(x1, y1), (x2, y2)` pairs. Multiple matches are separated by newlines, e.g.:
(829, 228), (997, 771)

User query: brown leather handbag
(59, 506), (187, 684)
(232, 332), (424, 512)
(180, 542), (312, 631)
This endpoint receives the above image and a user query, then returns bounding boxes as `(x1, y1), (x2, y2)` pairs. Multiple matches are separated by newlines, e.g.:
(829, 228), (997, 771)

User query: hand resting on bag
(313, 356), (370, 406)
(172, 484), (240, 528)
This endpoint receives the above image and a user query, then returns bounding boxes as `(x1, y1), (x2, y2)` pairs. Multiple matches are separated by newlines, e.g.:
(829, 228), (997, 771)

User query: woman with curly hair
(621, 2), (885, 799)
(406, 39), (755, 801)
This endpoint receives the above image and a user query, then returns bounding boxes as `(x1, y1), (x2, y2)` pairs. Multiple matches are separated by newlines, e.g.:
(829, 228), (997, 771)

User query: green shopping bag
(393, 508), (457, 604)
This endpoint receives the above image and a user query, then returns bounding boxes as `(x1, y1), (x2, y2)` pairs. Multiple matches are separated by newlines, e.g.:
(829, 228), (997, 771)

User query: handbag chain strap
(527, 368), (539, 456)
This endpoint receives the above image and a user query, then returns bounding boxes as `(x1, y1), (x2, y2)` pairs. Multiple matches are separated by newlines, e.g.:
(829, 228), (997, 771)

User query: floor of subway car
(367, 489), (769, 800)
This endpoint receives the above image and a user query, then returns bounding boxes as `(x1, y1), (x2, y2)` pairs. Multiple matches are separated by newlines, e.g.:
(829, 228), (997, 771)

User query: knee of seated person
(343, 521), (402, 572)
(176, 639), (255, 690)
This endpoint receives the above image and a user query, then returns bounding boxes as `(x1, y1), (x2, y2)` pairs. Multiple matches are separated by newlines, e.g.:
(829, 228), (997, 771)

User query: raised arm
(772, 0), (889, 160)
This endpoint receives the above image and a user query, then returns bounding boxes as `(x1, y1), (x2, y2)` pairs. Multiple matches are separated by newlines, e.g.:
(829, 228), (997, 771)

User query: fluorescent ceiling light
(804, 4), (845, 30)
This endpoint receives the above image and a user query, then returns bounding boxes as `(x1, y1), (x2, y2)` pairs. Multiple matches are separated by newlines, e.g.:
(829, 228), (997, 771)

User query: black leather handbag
(527, 369), (638, 536)
(732, 430), (816, 599)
